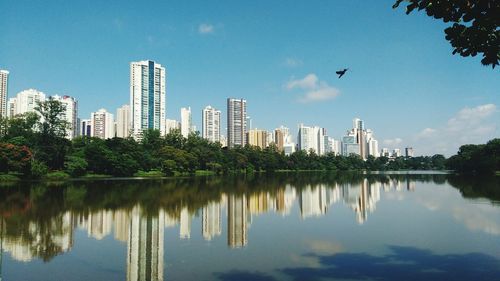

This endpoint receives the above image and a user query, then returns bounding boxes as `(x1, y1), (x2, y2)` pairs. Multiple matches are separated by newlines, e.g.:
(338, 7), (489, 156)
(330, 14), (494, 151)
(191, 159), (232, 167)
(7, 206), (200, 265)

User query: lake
(0, 172), (499, 281)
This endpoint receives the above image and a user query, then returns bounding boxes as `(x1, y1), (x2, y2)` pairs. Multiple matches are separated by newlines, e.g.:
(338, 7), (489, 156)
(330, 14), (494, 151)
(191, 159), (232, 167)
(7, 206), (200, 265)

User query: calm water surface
(0, 173), (499, 281)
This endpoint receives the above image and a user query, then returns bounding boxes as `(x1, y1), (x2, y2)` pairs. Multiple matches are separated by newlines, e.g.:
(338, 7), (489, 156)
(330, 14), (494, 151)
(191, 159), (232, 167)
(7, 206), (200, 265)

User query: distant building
(165, 118), (180, 134)
(91, 108), (114, 139)
(247, 129), (268, 148)
(10, 89), (46, 116)
(381, 148), (390, 157)
(393, 148), (402, 157)
(79, 119), (92, 136)
(405, 147), (414, 157)
(7, 97), (16, 118)
(130, 60), (166, 138)
(52, 95), (78, 139)
(202, 105), (221, 142)
(0, 70), (9, 117)
(181, 107), (192, 138)
(227, 98), (247, 148)
(273, 129), (285, 151)
(116, 105), (131, 138)
(341, 118), (379, 159)
(298, 124), (327, 155)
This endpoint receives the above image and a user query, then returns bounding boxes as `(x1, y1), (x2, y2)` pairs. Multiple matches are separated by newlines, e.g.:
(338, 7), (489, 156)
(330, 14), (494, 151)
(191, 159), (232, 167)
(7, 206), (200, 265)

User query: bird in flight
(336, 68), (349, 78)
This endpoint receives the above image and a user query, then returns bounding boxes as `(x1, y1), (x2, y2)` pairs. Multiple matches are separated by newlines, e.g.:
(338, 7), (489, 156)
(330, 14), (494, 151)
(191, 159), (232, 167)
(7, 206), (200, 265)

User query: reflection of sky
(2, 178), (500, 281)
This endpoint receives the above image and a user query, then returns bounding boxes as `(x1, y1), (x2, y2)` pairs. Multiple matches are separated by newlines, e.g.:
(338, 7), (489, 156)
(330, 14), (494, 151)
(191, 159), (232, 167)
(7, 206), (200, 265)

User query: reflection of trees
(0, 172), (496, 263)
(447, 175), (500, 204)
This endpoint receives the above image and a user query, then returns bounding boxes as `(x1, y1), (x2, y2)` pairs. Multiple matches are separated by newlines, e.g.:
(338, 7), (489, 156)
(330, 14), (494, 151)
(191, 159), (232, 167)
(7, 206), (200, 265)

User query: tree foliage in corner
(393, 0), (500, 68)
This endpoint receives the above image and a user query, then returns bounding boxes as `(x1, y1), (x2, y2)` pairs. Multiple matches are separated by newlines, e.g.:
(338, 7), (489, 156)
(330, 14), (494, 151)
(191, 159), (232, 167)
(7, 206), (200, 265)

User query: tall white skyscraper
(180, 107), (192, 138)
(298, 124), (327, 155)
(7, 97), (16, 118)
(202, 105), (221, 142)
(227, 98), (247, 148)
(52, 95), (78, 139)
(130, 60), (166, 138)
(116, 104), (131, 138)
(91, 108), (114, 139)
(165, 118), (180, 134)
(0, 70), (9, 117)
(11, 89), (46, 116)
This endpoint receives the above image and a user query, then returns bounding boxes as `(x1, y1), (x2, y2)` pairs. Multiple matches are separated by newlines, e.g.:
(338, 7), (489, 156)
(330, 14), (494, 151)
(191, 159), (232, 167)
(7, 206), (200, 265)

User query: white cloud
(198, 23), (214, 34)
(285, 57), (302, 67)
(411, 104), (498, 156)
(285, 73), (340, 103)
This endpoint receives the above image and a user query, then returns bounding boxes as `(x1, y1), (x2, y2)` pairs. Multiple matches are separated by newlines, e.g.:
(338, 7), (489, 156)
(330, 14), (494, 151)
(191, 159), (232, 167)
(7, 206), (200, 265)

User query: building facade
(130, 60), (166, 138)
(52, 95), (78, 139)
(91, 108), (114, 139)
(180, 107), (192, 138)
(116, 105), (131, 138)
(227, 98), (247, 148)
(0, 70), (9, 117)
(202, 105), (221, 142)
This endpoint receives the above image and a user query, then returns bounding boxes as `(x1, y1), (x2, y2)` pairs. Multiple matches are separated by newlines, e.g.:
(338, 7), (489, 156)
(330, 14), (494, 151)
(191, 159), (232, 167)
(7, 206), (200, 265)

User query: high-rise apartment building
(180, 107), (192, 138)
(246, 129), (268, 148)
(0, 70), (9, 117)
(165, 119), (180, 134)
(91, 108), (114, 139)
(79, 119), (92, 137)
(116, 105), (131, 138)
(227, 98), (247, 148)
(298, 124), (328, 155)
(130, 60), (166, 138)
(9, 89), (46, 116)
(405, 147), (414, 157)
(52, 95), (78, 139)
(202, 105), (221, 142)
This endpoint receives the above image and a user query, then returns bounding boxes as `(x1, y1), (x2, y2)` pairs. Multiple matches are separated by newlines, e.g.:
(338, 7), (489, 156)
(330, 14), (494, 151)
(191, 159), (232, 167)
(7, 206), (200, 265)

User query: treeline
(446, 139), (500, 175)
(0, 99), (448, 179)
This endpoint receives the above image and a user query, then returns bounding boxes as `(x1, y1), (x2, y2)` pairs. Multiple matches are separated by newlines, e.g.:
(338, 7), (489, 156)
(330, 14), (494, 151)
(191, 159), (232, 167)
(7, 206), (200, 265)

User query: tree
(35, 98), (69, 138)
(0, 143), (32, 173)
(393, 0), (500, 68)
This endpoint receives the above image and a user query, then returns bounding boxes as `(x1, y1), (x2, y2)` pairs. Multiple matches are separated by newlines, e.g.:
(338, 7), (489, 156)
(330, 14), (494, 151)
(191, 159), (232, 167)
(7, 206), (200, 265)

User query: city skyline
(1, 1), (498, 156)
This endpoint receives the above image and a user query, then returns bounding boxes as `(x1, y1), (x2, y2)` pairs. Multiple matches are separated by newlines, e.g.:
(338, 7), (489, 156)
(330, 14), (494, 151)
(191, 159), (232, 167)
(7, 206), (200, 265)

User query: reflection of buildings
(202, 202), (221, 241)
(228, 194), (248, 248)
(299, 184), (338, 219)
(127, 207), (164, 281)
(345, 180), (381, 224)
(180, 207), (191, 239)
(2, 212), (74, 262)
(87, 210), (113, 240)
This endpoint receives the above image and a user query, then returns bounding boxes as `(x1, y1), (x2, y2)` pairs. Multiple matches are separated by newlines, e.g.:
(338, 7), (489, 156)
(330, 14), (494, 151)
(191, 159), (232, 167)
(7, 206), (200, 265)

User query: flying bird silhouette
(336, 68), (348, 78)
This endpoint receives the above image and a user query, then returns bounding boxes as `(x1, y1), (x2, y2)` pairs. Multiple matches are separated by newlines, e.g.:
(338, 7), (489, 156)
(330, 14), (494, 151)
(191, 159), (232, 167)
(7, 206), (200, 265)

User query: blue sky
(1, 0), (498, 155)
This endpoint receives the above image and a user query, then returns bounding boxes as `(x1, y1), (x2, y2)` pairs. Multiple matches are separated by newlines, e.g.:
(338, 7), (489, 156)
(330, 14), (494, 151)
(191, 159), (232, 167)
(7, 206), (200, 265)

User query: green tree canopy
(393, 0), (500, 68)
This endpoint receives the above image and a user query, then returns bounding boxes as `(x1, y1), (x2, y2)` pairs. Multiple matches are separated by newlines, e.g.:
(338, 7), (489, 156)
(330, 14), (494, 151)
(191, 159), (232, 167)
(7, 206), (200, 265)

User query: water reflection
(0, 173), (498, 280)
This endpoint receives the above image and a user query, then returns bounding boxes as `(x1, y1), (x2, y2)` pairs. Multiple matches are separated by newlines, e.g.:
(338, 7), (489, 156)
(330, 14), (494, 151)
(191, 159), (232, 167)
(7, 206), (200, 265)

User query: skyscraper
(130, 60), (166, 138)
(202, 105), (221, 142)
(11, 89), (46, 116)
(91, 108), (114, 139)
(52, 95), (78, 139)
(298, 124), (327, 155)
(246, 129), (269, 148)
(165, 119), (180, 134)
(227, 98), (247, 148)
(0, 70), (9, 117)
(116, 105), (131, 138)
(180, 107), (192, 138)
(79, 119), (92, 137)
(405, 147), (414, 157)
